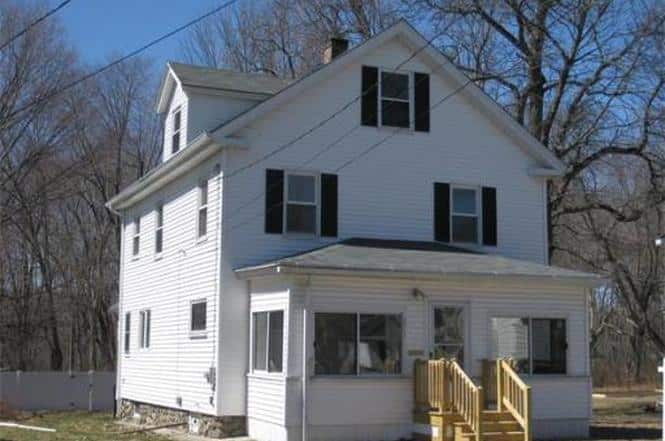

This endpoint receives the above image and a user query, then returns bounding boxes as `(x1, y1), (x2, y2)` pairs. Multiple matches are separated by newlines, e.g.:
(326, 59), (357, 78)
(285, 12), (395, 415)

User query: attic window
(380, 71), (411, 128)
(172, 107), (182, 154)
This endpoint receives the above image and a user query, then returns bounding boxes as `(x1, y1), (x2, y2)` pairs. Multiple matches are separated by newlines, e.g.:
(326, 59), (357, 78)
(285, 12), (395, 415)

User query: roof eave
(235, 263), (603, 288)
(156, 63), (180, 113)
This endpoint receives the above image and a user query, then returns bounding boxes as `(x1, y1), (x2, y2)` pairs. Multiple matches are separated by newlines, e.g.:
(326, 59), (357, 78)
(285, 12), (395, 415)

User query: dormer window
(380, 71), (411, 128)
(172, 107), (182, 154)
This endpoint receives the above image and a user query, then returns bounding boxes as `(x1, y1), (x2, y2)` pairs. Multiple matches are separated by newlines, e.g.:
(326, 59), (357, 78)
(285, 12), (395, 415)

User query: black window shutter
(320, 174), (338, 237)
(265, 169), (284, 234)
(414, 72), (430, 132)
(361, 66), (378, 126)
(482, 187), (497, 246)
(434, 182), (450, 242)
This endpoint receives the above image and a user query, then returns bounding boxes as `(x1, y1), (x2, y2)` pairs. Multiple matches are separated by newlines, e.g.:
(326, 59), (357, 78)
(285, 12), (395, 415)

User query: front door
(432, 306), (466, 365)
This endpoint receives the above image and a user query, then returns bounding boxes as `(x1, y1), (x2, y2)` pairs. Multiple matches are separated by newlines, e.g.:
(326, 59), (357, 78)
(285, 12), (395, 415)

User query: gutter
(106, 132), (246, 212)
(235, 264), (604, 288)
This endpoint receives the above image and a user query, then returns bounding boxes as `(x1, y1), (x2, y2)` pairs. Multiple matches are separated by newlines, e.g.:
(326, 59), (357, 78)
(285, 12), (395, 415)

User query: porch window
(252, 310), (283, 373)
(491, 317), (567, 374)
(314, 312), (402, 376)
(451, 187), (478, 243)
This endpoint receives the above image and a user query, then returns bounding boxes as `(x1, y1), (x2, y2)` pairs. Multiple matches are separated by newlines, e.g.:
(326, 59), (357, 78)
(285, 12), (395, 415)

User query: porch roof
(235, 238), (601, 285)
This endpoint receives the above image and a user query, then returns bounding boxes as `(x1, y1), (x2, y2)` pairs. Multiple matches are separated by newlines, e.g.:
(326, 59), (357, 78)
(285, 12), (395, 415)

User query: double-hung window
(139, 309), (151, 349)
(451, 186), (479, 243)
(172, 108), (182, 154)
(132, 217), (141, 257)
(190, 300), (207, 333)
(155, 204), (163, 254)
(285, 172), (317, 234)
(124, 312), (131, 354)
(252, 311), (283, 373)
(314, 312), (402, 376)
(491, 317), (567, 374)
(379, 70), (411, 128)
(198, 180), (208, 238)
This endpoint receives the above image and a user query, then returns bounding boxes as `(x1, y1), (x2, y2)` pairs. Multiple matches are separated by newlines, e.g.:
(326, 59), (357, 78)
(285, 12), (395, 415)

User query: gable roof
(235, 238), (600, 285)
(156, 62), (291, 113)
(210, 20), (565, 174)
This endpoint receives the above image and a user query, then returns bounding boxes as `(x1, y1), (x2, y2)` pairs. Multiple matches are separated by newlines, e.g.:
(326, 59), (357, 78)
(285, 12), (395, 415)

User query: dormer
(155, 62), (291, 162)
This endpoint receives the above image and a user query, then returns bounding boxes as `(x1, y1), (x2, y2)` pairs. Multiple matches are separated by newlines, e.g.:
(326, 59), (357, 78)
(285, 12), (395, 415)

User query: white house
(107, 20), (599, 441)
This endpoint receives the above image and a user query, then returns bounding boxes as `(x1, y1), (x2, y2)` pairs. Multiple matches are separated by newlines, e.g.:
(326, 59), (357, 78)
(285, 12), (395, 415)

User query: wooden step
(481, 410), (515, 421)
(457, 430), (524, 441)
(481, 420), (522, 432)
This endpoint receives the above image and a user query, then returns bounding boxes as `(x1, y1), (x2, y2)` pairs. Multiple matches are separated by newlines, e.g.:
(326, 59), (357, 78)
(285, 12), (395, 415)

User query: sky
(45, 0), (226, 69)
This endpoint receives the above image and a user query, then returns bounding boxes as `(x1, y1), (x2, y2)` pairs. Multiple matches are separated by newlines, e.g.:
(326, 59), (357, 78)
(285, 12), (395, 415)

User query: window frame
(132, 217), (141, 257)
(313, 311), (404, 377)
(190, 299), (208, 337)
(431, 304), (468, 367)
(283, 171), (319, 236)
(171, 107), (182, 154)
(124, 312), (131, 355)
(138, 309), (151, 350)
(251, 310), (284, 374)
(197, 179), (209, 240)
(378, 68), (413, 130)
(154, 204), (164, 256)
(490, 316), (568, 376)
(450, 184), (481, 245)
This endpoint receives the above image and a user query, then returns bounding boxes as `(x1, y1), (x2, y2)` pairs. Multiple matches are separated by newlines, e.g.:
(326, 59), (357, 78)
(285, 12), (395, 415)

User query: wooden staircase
(453, 411), (524, 441)
(413, 359), (532, 441)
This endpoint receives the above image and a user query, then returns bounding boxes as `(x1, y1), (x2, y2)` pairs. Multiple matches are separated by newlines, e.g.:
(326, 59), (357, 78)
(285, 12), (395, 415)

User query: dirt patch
(590, 392), (661, 440)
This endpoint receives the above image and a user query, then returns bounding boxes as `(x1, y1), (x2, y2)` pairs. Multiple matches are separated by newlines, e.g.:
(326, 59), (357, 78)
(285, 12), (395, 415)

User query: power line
(7, 0), (240, 120)
(0, 0), (73, 52)
(226, 79), (472, 233)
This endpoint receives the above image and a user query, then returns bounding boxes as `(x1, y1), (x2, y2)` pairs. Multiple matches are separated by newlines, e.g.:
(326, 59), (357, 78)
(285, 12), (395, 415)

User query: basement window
(491, 317), (567, 375)
(314, 312), (402, 376)
(252, 311), (283, 373)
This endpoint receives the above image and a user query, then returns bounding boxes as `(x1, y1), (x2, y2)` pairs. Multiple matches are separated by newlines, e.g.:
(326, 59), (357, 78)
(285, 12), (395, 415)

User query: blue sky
(47, 0), (225, 69)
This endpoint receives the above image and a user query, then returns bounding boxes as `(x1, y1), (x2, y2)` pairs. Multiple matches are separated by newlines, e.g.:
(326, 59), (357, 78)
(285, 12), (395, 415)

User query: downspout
(115, 217), (126, 416)
(301, 279), (311, 441)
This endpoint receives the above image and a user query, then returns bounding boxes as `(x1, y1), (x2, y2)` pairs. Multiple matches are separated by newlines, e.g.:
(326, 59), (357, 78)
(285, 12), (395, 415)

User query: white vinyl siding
(119, 162), (220, 414)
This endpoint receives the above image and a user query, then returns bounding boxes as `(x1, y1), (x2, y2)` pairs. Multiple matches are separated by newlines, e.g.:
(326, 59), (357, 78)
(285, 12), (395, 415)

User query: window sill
(247, 372), (286, 381)
(196, 235), (208, 245)
(282, 232), (318, 240)
(154, 253), (163, 261)
(131, 256), (140, 261)
(189, 331), (208, 339)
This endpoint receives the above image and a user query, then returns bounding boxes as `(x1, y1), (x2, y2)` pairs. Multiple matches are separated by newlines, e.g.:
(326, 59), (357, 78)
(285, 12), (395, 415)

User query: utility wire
(6, 0), (240, 120)
(0, 0), (72, 52)
(226, 78), (472, 233)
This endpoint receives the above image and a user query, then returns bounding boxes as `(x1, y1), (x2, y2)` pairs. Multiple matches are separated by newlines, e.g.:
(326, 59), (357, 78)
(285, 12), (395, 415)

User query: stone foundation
(118, 399), (246, 438)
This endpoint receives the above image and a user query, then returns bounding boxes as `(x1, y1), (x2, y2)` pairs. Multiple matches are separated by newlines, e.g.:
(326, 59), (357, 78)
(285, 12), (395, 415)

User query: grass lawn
(0, 411), (172, 441)
(590, 390), (661, 440)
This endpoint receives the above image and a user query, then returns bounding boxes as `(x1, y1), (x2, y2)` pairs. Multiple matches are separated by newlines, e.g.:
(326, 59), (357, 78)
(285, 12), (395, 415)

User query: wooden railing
(414, 358), (450, 413)
(449, 360), (483, 441)
(497, 359), (532, 441)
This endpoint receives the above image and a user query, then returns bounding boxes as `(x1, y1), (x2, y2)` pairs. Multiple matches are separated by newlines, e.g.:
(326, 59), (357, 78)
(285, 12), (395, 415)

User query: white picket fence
(0, 371), (115, 411)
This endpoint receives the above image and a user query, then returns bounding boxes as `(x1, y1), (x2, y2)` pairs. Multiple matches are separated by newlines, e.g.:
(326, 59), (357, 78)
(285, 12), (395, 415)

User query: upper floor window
(132, 217), (140, 256)
(139, 309), (151, 349)
(380, 71), (411, 128)
(124, 312), (131, 354)
(451, 186), (478, 243)
(155, 204), (163, 254)
(198, 180), (208, 238)
(172, 107), (182, 154)
(285, 172), (317, 234)
(252, 310), (284, 373)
